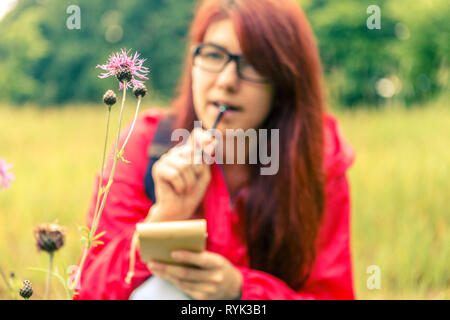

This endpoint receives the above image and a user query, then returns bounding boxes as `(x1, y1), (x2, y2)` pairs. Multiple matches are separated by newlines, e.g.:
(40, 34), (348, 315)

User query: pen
(211, 104), (228, 130)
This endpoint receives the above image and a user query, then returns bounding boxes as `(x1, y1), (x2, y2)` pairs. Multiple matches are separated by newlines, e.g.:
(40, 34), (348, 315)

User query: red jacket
(74, 108), (356, 300)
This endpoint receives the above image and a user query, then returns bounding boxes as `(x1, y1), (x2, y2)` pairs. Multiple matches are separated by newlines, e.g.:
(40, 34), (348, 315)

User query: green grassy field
(0, 96), (449, 300)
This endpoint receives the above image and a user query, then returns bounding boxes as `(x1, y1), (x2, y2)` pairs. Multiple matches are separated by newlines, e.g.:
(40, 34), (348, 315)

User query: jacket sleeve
(236, 173), (355, 300)
(74, 112), (161, 300)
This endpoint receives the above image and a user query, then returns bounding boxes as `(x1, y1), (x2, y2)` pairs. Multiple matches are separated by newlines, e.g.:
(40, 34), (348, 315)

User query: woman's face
(192, 19), (274, 132)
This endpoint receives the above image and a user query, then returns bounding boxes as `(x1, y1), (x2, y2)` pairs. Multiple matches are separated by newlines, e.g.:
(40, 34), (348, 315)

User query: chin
(194, 114), (212, 129)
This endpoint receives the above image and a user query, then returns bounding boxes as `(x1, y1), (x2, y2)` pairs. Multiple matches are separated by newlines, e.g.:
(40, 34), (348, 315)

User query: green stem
(28, 267), (71, 300)
(120, 96), (142, 154)
(90, 83), (127, 236)
(45, 252), (54, 300)
(70, 246), (87, 294)
(92, 106), (112, 231)
(71, 82), (128, 297)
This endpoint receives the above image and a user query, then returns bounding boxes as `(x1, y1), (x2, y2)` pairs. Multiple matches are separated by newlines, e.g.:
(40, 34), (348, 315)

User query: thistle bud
(34, 223), (66, 253)
(133, 83), (147, 98)
(116, 67), (132, 83)
(103, 90), (117, 106)
(19, 280), (33, 300)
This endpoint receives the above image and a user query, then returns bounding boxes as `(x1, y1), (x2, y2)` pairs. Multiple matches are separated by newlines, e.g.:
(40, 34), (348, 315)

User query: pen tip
(218, 104), (228, 113)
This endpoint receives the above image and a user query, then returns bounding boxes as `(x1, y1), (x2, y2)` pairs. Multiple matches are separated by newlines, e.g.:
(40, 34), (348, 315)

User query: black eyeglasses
(192, 43), (271, 83)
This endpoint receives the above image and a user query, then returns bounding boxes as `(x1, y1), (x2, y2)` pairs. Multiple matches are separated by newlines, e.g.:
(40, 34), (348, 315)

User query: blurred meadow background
(0, 0), (449, 299)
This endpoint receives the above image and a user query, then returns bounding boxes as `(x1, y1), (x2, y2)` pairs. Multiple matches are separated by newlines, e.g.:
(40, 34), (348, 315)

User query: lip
(209, 100), (243, 112)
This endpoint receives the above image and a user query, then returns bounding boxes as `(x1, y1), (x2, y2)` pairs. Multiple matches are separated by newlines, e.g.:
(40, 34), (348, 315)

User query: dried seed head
(34, 222), (66, 253)
(133, 83), (147, 98)
(116, 67), (132, 84)
(103, 90), (117, 106)
(19, 280), (33, 299)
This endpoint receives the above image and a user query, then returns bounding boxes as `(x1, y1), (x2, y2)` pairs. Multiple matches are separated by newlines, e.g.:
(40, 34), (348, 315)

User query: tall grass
(0, 102), (142, 299)
(0, 97), (448, 299)
(336, 95), (450, 299)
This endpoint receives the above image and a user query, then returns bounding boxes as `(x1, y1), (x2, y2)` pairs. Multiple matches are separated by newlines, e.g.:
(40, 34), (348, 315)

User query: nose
(215, 59), (240, 92)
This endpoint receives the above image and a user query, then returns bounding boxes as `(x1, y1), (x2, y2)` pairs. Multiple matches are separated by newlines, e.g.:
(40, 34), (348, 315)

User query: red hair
(171, 0), (325, 290)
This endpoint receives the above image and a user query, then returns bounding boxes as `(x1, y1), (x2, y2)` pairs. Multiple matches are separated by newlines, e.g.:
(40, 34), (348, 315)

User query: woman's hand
(148, 128), (216, 222)
(147, 250), (242, 300)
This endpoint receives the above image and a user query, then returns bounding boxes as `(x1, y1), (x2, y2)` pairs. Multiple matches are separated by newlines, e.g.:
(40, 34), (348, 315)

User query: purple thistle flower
(0, 159), (14, 190)
(96, 48), (149, 90)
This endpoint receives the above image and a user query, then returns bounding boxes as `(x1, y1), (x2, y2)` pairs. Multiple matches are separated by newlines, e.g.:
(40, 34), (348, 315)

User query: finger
(190, 128), (215, 154)
(173, 140), (205, 175)
(192, 160), (207, 176)
(148, 262), (215, 282)
(150, 270), (178, 288)
(191, 127), (214, 144)
(156, 162), (186, 194)
(149, 269), (211, 300)
(181, 288), (207, 300)
(186, 132), (206, 168)
(196, 164), (211, 187)
(182, 165), (197, 192)
(185, 129), (217, 170)
(171, 251), (223, 270)
(172, 154), (198, 191)
(202, 139), (217, 164)
(190, 151), (212, 177)
(164, 155), (197, 192)
(172, 144), (194, 165)
(174, 279), (216, 296)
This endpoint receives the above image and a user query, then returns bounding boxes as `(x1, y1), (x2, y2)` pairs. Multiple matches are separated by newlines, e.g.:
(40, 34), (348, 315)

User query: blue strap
(144, 115), (174, 203)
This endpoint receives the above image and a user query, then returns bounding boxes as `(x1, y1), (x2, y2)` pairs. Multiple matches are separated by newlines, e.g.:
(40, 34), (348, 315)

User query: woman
(75, 0), (356, 300)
